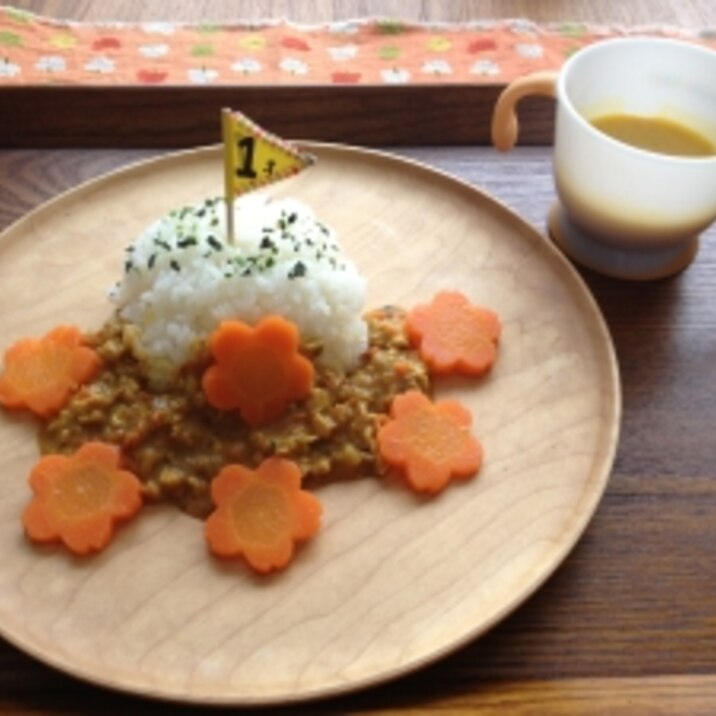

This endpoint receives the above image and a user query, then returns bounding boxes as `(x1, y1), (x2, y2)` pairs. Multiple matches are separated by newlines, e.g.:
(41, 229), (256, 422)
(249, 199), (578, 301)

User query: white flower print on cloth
(0, 59), (20, 78)
(510, 19), (539, 36)
(35, 55), (66, 73)
(187, 67), (218, 84)
(421, 59), (453, 75)
(516, 43), (545, 59)
(139, 44), (169, 59)
(280, 57), (309, 75)
(327, 44), (358, 61)
(231, 58), (262, 74)
(84, 56), (115, 73)
(327, 21), (361, 35)
(380, 68), (411, 84)
(141, 22), (175, 36)
(470, 59), (500, 76)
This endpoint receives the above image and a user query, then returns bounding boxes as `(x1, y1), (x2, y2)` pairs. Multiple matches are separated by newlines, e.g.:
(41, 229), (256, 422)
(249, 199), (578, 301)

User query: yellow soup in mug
(589, 113), (716, 157)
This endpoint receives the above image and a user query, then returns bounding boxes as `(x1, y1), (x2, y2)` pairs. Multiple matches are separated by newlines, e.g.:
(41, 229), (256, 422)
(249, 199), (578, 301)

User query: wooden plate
(0, 144), (620, 705)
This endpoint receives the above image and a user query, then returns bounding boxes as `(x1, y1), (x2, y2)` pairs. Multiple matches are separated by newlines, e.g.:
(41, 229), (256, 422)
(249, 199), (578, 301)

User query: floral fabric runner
(0, 6), (714, 85)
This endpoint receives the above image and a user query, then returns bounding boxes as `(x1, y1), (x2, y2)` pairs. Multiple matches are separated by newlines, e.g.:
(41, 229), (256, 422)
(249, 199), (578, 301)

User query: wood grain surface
(12, 0), (716, 25)
(0, 86), (555, 149)
(1, 145), (716, 713)
(0, 144), (618, 705)
(2, 1), (716, 711)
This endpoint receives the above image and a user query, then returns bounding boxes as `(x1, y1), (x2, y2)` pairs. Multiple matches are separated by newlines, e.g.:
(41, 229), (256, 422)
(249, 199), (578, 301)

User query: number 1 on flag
(221, 109), (315, 244)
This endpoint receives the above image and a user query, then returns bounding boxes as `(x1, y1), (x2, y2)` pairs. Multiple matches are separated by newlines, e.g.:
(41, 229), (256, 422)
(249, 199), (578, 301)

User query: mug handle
(491, 71), (558, 152)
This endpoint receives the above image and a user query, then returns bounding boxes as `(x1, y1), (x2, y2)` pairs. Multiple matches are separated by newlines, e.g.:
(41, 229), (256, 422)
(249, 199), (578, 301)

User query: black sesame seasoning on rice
(288, 261), (307, 279)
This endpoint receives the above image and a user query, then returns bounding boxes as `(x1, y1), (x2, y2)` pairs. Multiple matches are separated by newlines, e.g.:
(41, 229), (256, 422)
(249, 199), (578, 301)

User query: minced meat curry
(40, 306), (430, 518)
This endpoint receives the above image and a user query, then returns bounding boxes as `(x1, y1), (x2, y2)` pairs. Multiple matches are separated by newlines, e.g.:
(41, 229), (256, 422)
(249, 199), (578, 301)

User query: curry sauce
(40, 307), (430, 518)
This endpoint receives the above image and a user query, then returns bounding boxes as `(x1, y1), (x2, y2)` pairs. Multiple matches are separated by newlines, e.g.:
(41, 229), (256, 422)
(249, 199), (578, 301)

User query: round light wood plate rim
(0, 143), (621, 705)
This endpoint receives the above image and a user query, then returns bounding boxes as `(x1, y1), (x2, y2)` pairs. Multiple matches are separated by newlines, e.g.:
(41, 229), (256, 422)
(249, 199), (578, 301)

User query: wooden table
(2, 2), (716, 714)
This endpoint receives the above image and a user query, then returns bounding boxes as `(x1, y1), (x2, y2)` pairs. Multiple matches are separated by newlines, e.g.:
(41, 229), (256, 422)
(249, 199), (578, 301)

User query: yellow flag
(222, 109), (315, 199)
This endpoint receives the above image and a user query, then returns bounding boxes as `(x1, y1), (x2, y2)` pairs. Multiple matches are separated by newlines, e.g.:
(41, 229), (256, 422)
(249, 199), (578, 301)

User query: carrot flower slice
(204, 457), (322, 574)
(407, 291), (500, 376)
(377, 390), (482, 494)
(0, 325), (101, 418)
(202, 316), (314, 427)
(22, 441), (143, 555)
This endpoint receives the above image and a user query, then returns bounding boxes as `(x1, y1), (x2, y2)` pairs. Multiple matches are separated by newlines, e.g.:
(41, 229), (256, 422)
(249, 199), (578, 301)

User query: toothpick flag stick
(221, 109), (236, 245)
(221, 109), (316, 245)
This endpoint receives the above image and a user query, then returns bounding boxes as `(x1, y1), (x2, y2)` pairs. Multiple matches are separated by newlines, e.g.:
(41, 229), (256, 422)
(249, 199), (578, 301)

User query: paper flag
(222, 110), (315, 198)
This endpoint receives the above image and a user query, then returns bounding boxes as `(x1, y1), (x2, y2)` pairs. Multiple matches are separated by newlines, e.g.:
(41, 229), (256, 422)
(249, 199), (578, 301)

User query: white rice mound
(110, 194), (367, 371)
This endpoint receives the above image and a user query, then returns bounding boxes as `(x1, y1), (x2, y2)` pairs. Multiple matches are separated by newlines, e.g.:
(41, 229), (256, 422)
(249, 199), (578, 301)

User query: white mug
(492, 37), (716, 280)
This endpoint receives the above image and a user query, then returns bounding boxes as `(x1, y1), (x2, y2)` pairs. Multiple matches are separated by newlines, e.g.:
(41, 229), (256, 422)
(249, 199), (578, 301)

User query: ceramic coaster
(547, 202), (699, 280)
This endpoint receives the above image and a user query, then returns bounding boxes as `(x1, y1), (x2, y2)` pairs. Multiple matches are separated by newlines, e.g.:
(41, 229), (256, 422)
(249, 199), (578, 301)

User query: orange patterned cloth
(0, 6), (714, 86)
